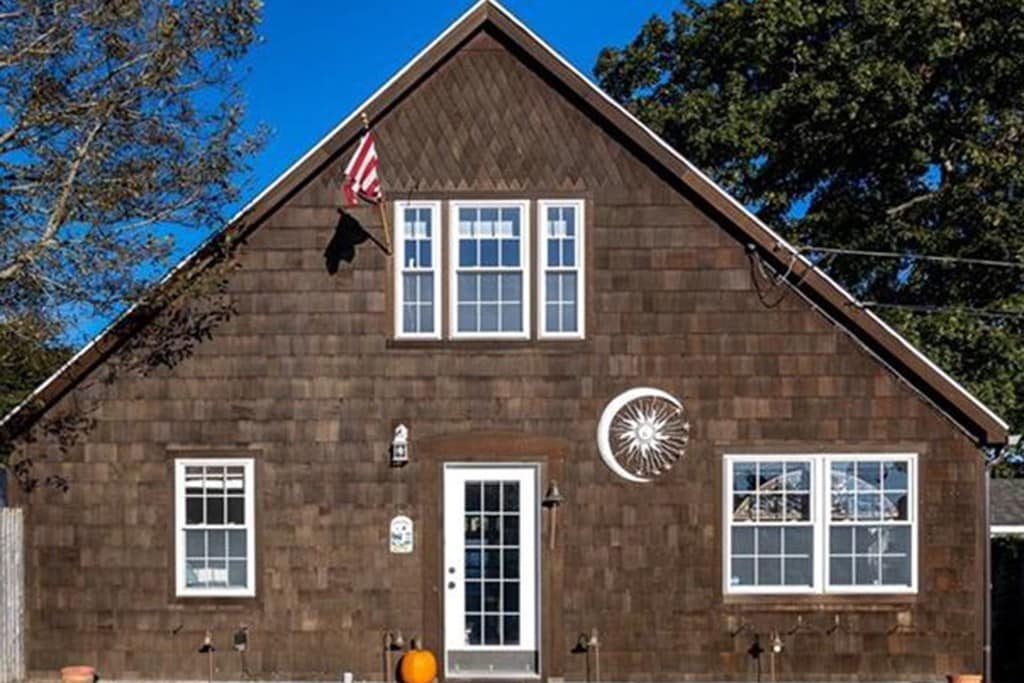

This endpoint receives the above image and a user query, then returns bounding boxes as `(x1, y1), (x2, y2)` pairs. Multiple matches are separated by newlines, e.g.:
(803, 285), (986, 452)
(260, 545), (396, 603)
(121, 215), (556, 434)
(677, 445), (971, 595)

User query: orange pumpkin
(399, 646), (438, 683)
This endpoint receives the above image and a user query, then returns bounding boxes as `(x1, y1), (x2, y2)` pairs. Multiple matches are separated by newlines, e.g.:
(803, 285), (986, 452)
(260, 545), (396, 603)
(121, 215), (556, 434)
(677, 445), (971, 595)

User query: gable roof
(0, 0), (1009, 446)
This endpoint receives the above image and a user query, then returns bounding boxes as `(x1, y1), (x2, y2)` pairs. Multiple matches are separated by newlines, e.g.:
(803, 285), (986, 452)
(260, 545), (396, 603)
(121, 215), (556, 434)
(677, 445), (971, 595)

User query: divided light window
(394, 201), (442, 339)
(724, 454), (917, 595)
(449, 201), (530, 339)
(538, 200), (585, 338)
(174, 459), (256, 597)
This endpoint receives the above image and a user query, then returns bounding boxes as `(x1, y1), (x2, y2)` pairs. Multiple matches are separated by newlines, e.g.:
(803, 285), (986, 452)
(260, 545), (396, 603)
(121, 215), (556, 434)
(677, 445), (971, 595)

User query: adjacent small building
(0, 1), (1011, 681)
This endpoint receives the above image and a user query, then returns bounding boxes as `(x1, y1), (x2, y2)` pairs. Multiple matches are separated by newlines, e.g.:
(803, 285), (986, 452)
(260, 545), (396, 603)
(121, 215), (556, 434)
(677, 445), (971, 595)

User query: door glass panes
(455, 207), (524, 334)
(400, 207), (436, 335)
(464, 480), (522, 645)
(182, 463), (250, 590)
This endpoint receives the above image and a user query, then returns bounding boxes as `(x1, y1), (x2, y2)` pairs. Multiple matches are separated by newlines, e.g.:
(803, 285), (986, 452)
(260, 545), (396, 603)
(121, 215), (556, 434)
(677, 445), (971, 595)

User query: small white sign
(390, 515), (414, 554)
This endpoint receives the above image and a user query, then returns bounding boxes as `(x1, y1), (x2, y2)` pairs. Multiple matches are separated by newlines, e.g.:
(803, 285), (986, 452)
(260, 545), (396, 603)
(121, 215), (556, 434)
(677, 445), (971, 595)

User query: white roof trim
(1, 0), (1008, 436)
(991, 525), (1024, 536)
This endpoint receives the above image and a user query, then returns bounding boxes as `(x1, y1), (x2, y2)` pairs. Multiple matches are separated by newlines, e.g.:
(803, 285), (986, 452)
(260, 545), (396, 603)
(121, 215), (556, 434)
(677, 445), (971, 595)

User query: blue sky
(69, 0), (680, 344)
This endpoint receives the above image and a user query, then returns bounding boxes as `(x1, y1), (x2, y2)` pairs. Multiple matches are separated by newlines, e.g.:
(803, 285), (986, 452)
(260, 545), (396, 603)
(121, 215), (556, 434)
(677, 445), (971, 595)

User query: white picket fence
(0, 508), (25, 683)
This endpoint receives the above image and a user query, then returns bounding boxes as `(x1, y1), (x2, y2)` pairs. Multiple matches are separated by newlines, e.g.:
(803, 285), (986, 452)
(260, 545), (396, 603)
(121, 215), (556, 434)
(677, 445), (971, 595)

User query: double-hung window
(394, 201), (441, 339)
(538, 200), (585, 338)
(175, 459), (255, 597)
(450, 201), (530, 339)
(827, 458), (914, 591)
(724, 453), (916, 595)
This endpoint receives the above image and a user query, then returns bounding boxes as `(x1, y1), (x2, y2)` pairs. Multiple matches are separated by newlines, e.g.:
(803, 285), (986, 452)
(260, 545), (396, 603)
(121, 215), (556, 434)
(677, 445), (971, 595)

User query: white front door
(443, 464), (539, 678)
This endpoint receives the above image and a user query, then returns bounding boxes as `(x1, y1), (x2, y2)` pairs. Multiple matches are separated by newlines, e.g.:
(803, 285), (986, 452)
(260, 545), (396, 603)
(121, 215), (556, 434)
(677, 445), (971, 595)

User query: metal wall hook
(825, 614), (855, 636)
(785, 614), (818, 636)
(729, 620), (755, 638)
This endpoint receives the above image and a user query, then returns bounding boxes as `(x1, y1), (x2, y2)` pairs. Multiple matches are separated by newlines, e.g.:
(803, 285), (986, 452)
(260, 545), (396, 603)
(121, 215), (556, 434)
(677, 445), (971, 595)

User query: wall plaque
(390, 515), (414, 554)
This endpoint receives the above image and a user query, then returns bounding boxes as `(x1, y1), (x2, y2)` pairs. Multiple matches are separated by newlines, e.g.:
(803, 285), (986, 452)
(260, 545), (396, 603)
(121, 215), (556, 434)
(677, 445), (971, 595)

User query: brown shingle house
(0, 1), (1011, 681)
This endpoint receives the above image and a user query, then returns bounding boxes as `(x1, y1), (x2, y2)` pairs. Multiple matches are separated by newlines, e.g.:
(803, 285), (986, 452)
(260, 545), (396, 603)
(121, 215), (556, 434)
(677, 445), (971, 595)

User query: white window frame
(174, 458), (256, 598)
(448, 200), (531, 340)
(723, 453), (917, 596)
(394, 200), (442, 340)
(537, 199), (585, 339)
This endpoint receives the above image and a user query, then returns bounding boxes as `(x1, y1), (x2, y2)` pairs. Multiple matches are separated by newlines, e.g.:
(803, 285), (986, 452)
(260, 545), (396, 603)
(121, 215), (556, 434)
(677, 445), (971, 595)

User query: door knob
(448, 581), (456, 589)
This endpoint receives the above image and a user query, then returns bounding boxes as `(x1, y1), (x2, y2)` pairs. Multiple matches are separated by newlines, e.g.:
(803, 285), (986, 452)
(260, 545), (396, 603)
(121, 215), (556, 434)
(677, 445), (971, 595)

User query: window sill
(386, 338), (587, 352)
(723, 592), (918, 611)
(175, 590), (256, 600)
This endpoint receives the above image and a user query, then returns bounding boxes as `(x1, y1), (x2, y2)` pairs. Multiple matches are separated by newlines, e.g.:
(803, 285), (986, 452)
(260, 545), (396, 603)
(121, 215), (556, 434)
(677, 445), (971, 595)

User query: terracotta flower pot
(947, 675), (982, 683)
(61, 665), (96, 683)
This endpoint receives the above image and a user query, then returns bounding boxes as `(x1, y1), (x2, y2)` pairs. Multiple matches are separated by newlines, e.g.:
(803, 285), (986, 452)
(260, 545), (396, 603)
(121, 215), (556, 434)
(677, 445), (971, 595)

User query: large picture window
(394, 201), (441, 339)
(175, 459), (255, 597)
(724, 454), (916, 595)
(449, 201), (530, 339)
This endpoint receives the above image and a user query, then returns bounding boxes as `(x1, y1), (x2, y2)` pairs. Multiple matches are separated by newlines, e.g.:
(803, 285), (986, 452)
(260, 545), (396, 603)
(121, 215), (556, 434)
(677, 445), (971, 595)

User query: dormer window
(392, 199), (584, 341)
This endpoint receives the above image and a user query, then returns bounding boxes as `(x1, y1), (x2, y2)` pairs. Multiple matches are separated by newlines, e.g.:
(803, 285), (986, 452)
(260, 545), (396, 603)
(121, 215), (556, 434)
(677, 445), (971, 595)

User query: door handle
(448, 581), (456, 589)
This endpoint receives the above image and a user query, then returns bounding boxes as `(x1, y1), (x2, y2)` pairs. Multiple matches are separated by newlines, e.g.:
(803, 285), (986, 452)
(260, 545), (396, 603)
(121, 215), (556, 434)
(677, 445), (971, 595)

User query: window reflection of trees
(732, 465), (811, 523)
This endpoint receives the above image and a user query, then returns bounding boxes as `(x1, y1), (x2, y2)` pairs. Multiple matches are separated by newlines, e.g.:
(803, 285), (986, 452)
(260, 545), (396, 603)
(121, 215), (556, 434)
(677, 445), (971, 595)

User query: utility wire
(857, 301), (1024, 319)
(799, 245), (1024, 270)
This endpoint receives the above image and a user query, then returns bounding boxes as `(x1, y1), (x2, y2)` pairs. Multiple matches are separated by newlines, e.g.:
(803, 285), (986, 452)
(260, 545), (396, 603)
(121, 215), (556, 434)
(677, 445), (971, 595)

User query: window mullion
(815, 455), (826, 593)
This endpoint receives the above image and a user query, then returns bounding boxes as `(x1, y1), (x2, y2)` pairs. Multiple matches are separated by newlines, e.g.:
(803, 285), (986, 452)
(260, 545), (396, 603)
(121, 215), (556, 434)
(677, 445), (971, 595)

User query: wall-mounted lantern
(391, 424), (409, 467)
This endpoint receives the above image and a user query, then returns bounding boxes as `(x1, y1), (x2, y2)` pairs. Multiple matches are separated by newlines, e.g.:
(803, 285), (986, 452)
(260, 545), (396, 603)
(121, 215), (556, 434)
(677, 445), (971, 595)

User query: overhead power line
(799, 245), (1024, 270)
(857, 301), (1024, 319)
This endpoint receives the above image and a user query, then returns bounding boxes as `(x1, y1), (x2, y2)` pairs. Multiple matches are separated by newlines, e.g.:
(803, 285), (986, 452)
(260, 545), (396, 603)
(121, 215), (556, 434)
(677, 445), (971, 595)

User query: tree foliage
(0, 0), (265, 389)
(596, 0), (1024, 430)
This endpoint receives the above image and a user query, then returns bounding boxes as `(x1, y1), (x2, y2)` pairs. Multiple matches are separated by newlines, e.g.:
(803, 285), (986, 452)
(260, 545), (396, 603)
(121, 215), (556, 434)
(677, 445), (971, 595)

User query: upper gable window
(449, 201), (530, 339)
(538, 200), (585, 338)
(394, 201), (441, 339)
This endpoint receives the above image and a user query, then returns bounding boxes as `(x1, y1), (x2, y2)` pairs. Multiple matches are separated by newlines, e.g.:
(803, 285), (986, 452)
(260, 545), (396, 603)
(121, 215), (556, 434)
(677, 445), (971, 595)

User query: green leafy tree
(0, 0), (265, 397)
(0, 323), (70, 418)
(0, 0), (265, 493)
(596, 0), (1024, 432)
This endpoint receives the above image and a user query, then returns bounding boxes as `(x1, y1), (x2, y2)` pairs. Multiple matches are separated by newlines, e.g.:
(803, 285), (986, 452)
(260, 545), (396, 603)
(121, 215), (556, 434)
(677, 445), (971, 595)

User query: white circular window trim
(597, 387), (691, 483)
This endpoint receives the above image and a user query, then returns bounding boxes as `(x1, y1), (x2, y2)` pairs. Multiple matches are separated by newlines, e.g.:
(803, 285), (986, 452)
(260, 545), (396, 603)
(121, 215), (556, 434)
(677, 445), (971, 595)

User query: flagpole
(377, 200), (393, 255)
(360, 111), (393, 255)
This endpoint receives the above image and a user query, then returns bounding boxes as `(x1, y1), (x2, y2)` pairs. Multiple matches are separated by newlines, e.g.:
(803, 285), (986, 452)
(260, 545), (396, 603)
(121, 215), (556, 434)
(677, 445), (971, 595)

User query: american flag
(342, 131), (381, 205)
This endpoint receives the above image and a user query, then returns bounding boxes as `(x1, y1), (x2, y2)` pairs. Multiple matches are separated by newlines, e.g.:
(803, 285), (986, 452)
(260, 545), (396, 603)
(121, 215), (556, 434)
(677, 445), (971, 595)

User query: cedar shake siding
(6, 5), (997, 682)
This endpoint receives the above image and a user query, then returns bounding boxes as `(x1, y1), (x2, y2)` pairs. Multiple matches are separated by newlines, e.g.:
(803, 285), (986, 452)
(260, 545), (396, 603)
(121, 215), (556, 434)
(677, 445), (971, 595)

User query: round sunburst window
(596, 387), (691, 483)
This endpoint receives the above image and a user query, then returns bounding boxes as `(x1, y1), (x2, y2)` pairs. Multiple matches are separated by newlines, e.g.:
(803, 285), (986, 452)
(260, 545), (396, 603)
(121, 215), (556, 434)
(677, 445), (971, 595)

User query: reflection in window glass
(542, 204), (582, 335)
(178, 460), (253, 594)
(727, 455), (915, 593)
(463, 479), (522, 645)
(398, 206), (438, 336)
(728, 459), (814, 589)
(455, 206), (525, 335)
